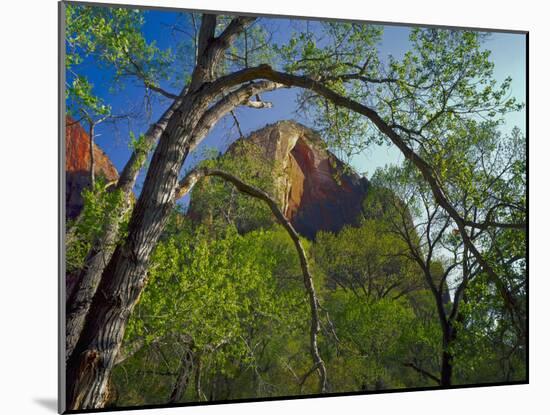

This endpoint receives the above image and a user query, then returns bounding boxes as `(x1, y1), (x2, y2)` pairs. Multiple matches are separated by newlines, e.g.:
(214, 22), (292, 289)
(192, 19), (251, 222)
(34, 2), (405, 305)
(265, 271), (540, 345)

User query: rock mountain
(65, 116), (119, 219)
(65, 118), (369, 238)
(191, 120), (370, 239)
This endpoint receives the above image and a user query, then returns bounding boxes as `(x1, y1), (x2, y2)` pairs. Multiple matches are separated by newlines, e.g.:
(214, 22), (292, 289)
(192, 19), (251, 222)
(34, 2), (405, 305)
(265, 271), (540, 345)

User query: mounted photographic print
(59, 1), (528, 413)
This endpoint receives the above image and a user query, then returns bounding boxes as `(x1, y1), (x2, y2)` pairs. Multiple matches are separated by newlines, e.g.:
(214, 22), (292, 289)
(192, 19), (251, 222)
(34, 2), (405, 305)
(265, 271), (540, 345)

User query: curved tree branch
(189, 80), (284, 151)
(203, 64), (525, 337)
(403, 362), (441, 384)
(176, 167), (328, 393)
(66, 79), (282, 361)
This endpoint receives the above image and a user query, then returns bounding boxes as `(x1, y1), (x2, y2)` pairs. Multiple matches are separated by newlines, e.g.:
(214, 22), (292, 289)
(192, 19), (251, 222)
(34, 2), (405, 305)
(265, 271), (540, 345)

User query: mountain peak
(211, 120), (369, 238)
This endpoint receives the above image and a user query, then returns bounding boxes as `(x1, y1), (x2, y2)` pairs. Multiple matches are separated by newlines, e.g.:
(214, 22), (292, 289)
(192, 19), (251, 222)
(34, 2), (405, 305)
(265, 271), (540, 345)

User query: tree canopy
(63, 4), (526, 411)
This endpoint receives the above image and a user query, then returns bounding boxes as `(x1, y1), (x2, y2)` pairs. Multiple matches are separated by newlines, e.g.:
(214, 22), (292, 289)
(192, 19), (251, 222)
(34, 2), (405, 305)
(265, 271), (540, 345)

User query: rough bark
(169, 347), (195, 403)
(66, 94), (206, 409)
(176, 167), (328, 393)
(65, 80), (281, 362)
(66, 15), (257, 410)
(65, 97), (183, 361)
(189, 15), (256, 90)
(188, 80), (283, 152)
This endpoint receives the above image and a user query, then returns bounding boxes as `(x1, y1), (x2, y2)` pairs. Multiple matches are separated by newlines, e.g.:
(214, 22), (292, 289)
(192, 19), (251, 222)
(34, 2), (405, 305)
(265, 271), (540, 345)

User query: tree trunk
(89, 121), (95, 188)
(440, 350), (453, 387)
(169, 347), (194, 403)
(64, 79), (278, 361)
(65, 97), (182, 361)
(194, 354), (204, 402)
(65, 16), (266, 409)
(66, 92), (208, 410)
(66, 214), (131, 360)
(440, 325), (455, 387)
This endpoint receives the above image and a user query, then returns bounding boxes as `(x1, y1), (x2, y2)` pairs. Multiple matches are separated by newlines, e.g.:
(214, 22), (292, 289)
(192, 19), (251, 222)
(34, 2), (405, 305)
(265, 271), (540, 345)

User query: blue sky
(67, 7), (526, 197)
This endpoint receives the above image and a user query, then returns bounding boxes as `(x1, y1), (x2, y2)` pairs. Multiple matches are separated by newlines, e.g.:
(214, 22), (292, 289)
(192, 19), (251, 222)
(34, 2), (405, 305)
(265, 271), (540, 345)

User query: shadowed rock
(191, 120), (369, 239)
(65, 116), (119, 219)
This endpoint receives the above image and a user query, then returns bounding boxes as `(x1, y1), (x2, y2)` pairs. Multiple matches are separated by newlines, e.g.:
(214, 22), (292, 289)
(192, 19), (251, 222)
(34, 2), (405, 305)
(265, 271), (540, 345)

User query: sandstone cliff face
(66, 116), (119, 219)
(226, 121), (369, 238)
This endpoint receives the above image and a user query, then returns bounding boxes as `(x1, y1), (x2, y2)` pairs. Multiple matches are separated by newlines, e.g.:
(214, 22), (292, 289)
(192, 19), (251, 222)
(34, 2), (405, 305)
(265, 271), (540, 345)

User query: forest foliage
(68, 133), (525, 404)
(64, 3), (526, 409)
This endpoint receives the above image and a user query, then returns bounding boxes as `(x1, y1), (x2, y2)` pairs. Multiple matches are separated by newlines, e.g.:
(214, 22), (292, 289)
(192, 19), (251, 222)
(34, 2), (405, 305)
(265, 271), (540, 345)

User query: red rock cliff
(220, 121), (369, 238)
(65, 116), (119, 219)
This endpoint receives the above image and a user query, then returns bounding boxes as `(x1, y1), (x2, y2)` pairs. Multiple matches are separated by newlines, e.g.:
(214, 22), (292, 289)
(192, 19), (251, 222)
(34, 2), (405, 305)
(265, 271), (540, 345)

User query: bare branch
(243, 99), (273, 109)
(144, 81), (179, 100)
(229, 110), (244, 138)
(403, 362), (441, 384)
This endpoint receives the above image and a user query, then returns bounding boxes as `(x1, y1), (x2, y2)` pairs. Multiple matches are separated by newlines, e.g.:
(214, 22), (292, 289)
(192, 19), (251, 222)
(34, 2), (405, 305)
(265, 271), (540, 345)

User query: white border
(1, 1), (547, 414)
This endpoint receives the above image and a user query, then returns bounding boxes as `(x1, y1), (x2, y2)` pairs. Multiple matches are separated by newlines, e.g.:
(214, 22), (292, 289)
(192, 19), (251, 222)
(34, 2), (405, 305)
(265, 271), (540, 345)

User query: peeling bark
(65, 97), (183, 361)
(66, 15), (259, 410)
(169, 347), (195, 403)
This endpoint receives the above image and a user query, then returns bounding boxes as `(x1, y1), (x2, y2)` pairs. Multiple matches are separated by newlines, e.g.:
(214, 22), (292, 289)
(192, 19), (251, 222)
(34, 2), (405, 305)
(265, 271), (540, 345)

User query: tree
(323, 290), (440, 391)
(66, 76), (111, 187)
(64, 5), (176, 359)
(315, 220), (424, 301)
(112, 221), (318, 404)
(369, 120), (526, 386)
(64, 8), (282, 363)
(369, 165), (467, 386)
(64, 6), (525, 409)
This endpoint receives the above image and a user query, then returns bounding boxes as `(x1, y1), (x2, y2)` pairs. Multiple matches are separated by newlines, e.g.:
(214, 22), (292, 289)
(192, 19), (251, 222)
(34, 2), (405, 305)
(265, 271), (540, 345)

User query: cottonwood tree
(66, 76), (112, 187)
(314, 220), (425, 302)
(409, 119), (526, 341)
(113, 207), (321, 404)
(369, 165), (471, 386)
(64, 5), (525, 409)
(370, 120), (526, 386)
(64, 7), (282, 363)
